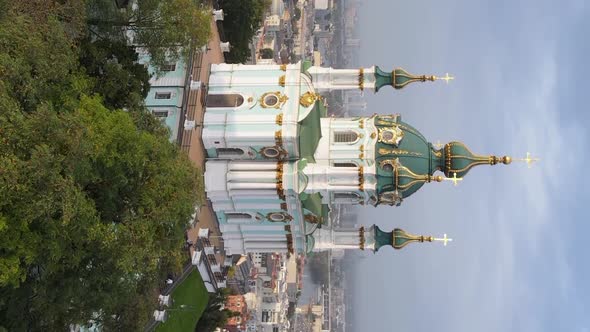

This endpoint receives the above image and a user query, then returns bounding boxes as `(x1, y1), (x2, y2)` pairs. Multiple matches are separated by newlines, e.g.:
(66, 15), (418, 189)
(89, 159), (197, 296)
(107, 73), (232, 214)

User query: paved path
(181, 17), (226, 265)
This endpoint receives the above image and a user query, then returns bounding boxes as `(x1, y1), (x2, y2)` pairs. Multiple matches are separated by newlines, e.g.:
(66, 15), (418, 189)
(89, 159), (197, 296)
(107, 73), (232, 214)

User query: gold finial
(433, 140), (444, 149)
(514, 152), (539, 168)
(433, 175), (444, 182)
(433, 233), (453, 246)
(442, 172), (463, 186)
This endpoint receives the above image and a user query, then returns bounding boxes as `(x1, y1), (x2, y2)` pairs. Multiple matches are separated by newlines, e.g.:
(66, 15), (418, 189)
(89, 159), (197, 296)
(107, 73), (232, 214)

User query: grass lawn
(156, 269), (210, 332)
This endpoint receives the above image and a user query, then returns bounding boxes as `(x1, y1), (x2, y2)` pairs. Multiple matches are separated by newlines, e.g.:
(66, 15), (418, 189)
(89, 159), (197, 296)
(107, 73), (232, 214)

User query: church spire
(440, 141), (511, 178)
(373, 226), (451, 252)
(374, 66), (453, 92)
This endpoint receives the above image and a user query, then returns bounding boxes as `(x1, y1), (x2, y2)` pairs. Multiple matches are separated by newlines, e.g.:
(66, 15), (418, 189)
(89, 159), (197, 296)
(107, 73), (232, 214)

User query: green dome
(374, 66), (438, 91)
(443, 142), (511, 178)
(373, 115), (511, 205)
(374, 226), (434, 252)
(374, 115), (444, 203)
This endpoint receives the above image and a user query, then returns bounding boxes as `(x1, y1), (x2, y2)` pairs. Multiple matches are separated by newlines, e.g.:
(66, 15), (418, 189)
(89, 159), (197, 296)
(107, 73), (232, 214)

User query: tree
(260, 48), (274, 59)
(79, 38), (151, 110)
(219, 0), (270, 63)
(194, 290), (240, 332)
(293, 7), (302, 21)
(87, 0), (211, 73)
(0, 3), (201, 330)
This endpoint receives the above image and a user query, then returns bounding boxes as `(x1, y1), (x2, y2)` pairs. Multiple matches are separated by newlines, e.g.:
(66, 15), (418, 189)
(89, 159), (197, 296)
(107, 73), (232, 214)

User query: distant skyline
(351, 0), (590, 331)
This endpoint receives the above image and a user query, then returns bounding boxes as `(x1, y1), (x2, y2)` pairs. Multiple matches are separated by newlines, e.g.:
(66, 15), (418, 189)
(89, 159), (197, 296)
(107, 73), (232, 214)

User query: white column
(227, 171), (277, 182)
(229, 189), (280, 198)
(229, 161), (278, 171)
(228, 182), (277, 190)
(307, 66), (376, 92)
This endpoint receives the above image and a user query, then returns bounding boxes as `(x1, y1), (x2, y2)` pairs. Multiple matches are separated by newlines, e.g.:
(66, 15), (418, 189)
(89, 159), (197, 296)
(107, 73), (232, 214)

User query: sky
(350, 0), (590, 331)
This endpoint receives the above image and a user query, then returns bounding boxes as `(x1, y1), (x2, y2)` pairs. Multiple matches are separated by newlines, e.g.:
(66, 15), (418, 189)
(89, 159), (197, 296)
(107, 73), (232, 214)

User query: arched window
(334, 130), (359, 144)
(206, 94), (245, 108)
(225, 212), (252, 222)
(217, 148), (244, 158)
(333, 192), (362, 204)
(333, 162), (357, 168)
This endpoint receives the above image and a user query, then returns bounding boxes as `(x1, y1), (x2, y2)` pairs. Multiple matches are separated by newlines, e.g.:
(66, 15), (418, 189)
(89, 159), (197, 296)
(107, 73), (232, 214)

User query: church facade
(201, 61), (511, 255)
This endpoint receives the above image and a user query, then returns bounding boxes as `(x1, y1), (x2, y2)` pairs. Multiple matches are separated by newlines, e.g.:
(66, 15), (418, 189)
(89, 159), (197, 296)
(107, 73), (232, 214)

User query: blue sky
(352, 0), (590, 331)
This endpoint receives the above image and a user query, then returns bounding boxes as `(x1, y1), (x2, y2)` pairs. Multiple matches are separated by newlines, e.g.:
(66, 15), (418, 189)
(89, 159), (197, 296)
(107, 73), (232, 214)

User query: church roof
(298, 100), (326, 163)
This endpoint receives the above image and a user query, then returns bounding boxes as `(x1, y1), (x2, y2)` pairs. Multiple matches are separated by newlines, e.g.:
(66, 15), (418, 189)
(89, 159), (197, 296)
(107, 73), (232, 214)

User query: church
(201, 61), (512, 255)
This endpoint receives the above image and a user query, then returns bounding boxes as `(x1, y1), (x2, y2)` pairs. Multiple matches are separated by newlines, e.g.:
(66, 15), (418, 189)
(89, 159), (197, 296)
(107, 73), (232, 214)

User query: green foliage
(156, 270), (209, 332)
(0, 10), (82, 112)
(87, 0), (211, 73)
(219, 0), (271, 63)
(260, 48), (274, 59)
(194, 290), (240, 332)
(0, 2), (202, 330)
(79, 38), (151, 110)
(293, 7), (302, 20)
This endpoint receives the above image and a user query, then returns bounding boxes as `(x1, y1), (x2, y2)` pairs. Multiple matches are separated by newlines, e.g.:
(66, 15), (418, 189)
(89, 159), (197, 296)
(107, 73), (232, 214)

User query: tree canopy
(88, 0), (211, 72)
(0, 1), (202, 330)
(218, 0), (270, 63)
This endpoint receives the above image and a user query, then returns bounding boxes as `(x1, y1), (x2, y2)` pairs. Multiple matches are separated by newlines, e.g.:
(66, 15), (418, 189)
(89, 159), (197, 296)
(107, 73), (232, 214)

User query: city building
(225, 295), (249, 332)
(139, 54), (191, 142)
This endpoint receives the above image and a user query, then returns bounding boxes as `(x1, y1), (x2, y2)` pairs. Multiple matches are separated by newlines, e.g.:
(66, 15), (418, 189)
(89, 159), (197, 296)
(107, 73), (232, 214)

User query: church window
(334, 130), (359, 144)
(217, 148), (245, 158)
(161, 63), (176, 71)
(225, 212), (252, 221)
(333, 162), (357, 168)
(152, 110), (169, 118)
(333, 192), (362, 204)
(155, 92), (172, 99)
(267, 212), (291, 222)
(261, 146), (281, 158)
(206, 94), (245, 108)
(263, 94), (279, 107)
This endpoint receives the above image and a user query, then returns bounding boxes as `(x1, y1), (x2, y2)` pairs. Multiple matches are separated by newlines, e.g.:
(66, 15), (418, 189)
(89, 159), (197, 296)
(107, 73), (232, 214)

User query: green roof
(301, 192), (323, 217)
(301, 59), (313, 73)
(298, 101), (324, 162)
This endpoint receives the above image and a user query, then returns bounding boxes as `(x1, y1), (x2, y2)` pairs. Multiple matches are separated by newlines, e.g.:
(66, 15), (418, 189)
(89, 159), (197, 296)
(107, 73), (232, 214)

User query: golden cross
(443, 172), (463, 186)
(433, 140), (444, 149)
(434, 233), (453, 246)
(517, 152), (540, 168)
(438, 73), (454, 83)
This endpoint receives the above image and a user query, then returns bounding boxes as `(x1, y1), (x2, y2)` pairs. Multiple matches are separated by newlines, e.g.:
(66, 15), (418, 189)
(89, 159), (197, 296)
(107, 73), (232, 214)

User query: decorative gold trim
(275, 130), (283, 147)
(378, 126), (404, 145)
(378, 148), (423, 156)
(280, 64), (287, 71)
(280, 202), (288, 211)
(275, 113), (283, 126)
(276, 162), (285, 199)
(358, 68), (364, 91)
(278, 75), (286, 87)
(359, 226), (365, 250)
(266, 212), (293, 222)
(299, 91), (321, 107)
(260, 91), (288, 109)
(304, 214), (320, 223)
(260, 146), (288, 159)
(358, 166), (364, 191)
(286, 233), (294, 254)
(359, 119), (364, 129)
(370, 132), (377, 139)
